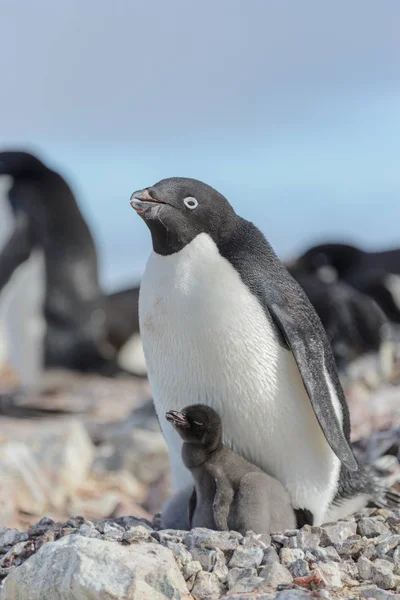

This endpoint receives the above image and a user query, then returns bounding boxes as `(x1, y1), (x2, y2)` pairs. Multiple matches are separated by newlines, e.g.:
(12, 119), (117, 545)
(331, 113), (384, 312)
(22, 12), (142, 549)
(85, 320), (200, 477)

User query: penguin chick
(166, 404), (296, 535)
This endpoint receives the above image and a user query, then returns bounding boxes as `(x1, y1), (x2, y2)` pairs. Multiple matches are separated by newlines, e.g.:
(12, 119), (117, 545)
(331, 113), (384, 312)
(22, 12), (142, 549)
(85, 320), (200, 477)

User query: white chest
(139, 233), (339, 522)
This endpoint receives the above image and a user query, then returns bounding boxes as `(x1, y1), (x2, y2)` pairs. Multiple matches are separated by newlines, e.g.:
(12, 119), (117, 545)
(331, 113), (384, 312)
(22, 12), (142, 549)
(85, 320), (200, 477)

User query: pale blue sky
(0, 0), (399, 290)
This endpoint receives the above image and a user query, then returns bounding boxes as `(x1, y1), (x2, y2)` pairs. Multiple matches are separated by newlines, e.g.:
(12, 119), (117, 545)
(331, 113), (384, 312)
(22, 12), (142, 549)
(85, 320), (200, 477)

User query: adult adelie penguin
(295, 242), (400, 324)
(130, 177), (361, 527)
(0, 150), (118, 385)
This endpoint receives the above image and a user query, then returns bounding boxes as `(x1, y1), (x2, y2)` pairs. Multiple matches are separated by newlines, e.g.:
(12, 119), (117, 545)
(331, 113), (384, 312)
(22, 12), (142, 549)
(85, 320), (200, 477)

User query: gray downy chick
(166, 404), (296, 535)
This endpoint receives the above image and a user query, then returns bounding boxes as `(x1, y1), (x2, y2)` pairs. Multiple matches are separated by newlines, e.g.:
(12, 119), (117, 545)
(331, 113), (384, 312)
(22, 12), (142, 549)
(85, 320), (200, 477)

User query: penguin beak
(165, 411), (189, 427)
(130, 189), (167, 214)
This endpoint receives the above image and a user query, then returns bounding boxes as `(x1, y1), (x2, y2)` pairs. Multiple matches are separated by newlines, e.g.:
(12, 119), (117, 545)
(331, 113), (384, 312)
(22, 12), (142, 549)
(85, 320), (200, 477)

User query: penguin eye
(183, 197), (198, 210)
(193, 420), (203, 426)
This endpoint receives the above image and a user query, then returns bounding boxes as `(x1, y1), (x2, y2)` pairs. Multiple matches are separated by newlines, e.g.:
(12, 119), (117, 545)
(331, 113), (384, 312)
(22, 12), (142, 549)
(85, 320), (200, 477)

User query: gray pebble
(316, 561), (343, 588)
(296, 525), (321, 551)
(280, 547), (305, 567)
(77, 524), (102, 539)
(183, 560), (202, 581)
(263, 546), (280, 566)
(241, 532), (271, 549)
(358, 555), (373, 580)
(191, 571), (224, 600)
(376, 535), (400, 556)
(212, 548), (228, 583)
(371, 558), (397, 590)
(229, 546), (264, 569)
(122, 525), (153, 544)
(0, 528), (28, 549)
(260, 561), (293, 587)
(191, 547), (218, 571)
(289, 558), (309, 578)
(358, 518), (391, 538)
(227, 567), (257, 589)
(359, 585), (400, 599)
(228, 575), (265, 594)
(320, 521), (357, 546)
(312, 545), (341, 562)
(165, 541), (192, 566)
(186, 528), (238, 552)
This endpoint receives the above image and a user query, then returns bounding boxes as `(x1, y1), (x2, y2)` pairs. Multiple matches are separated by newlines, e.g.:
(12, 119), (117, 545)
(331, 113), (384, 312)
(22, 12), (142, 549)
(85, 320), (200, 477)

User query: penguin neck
(181, 440), (222, 469)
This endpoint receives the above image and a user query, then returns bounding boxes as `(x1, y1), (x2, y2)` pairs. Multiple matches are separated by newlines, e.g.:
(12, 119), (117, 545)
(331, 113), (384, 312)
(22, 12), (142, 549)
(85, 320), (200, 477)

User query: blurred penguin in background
(0, 150), (144, 403)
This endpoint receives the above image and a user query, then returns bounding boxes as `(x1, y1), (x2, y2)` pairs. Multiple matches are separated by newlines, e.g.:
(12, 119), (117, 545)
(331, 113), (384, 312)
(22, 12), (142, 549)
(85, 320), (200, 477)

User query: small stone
(320, 521), (357, 546)
(260, 561), (293, 587)
(34, 531), (56, 552)
(122, 525), (152, 544)
(63, 517), (86, 529)
(242, 532), (271, 548)
(229, 575), (265, 594)
(152, 530), (186, 544)
(296, 525), (321, 551)
(227, 567), (257, 589)
(78, 524), (102, 539)
(358, 518), (391, 538)
(316, 561), (343, 588)
(186, 528), (238, 552)
(96, 521), (124, 535)
(0, 540), (35, 568)
(191, 571), (224, 600)
(165, 541), (192, 567)
(289, 559), (309, 578)
(393, 545), (400, 565)
(371, 558), (396, 590)
(387, 517), (400, 535)
(263, 546), (280, 566)
(0, 528), (27, 548)
(335, 536), (368, 557)
(313, 545), (341, 562)
(280, 548), (305, 567)
(1, 537), (189, 600)
(229, 546), (264, 569)
(183, 560), (202, 580)
(27, 517), (55, 537)
(283, 529), (298, 537)
(358, 555), (373, 579)
(276, 592), (319, 600)
(359, 585), (400, 599)
(376, 535), (400, 556)
(271, 534), (287, 545)
(212, 549), (228, 583)
(191, 547), (218, 572)
(283, 536), (298, 549)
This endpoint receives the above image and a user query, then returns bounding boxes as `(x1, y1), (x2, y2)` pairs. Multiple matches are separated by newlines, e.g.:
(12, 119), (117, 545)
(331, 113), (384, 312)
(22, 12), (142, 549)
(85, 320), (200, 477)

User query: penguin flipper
(0, 215), (32, 290)
(269, 302), (358, 472)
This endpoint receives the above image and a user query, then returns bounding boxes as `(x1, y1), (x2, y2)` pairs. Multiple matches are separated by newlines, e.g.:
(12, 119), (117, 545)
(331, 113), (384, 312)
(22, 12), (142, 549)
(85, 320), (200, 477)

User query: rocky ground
(0, 353), (399, 599)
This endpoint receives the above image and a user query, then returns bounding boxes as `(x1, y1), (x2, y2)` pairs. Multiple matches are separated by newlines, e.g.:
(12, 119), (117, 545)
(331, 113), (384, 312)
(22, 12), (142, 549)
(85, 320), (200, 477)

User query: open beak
(130, 189), (166, 214)
(165, 410), (189, 427)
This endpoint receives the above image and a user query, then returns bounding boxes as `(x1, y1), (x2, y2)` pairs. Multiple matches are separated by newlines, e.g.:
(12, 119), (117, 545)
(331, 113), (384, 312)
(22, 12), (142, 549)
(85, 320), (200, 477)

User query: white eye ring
(183, 196), (198, 210)
(193, 420), (203, 426)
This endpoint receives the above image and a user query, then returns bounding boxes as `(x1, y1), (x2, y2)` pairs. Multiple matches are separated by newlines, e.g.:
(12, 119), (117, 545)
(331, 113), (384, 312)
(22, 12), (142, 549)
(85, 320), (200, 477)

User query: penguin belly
(0, 183), (46, 392)
(139, 233), (341, 525)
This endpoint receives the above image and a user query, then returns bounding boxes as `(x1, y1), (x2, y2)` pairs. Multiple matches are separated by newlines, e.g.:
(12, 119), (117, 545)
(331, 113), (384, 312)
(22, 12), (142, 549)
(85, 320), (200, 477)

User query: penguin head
(130, 177), (236, 255)
(295, 243), (362, 282)
(165, 404), (222, 449)
(0, 151), (46, 178)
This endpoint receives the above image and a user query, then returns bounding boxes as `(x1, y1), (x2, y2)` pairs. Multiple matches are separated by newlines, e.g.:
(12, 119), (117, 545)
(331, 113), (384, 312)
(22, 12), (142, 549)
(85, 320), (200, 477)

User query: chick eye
(193, 420), (203, 426)
(183, 196), (198, 210)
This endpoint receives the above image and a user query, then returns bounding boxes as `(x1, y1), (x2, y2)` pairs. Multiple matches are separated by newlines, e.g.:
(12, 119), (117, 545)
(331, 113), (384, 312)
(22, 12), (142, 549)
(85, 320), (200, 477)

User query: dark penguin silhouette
(287, 271), (392, 372)
(166, 404), (296, 534)
(295, 243), (400, 324)
(0, 150), (132, 381)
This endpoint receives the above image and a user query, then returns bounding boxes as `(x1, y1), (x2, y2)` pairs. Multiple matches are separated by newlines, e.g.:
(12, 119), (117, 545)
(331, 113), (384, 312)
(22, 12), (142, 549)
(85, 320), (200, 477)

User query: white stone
(1, 535), (191, 600)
